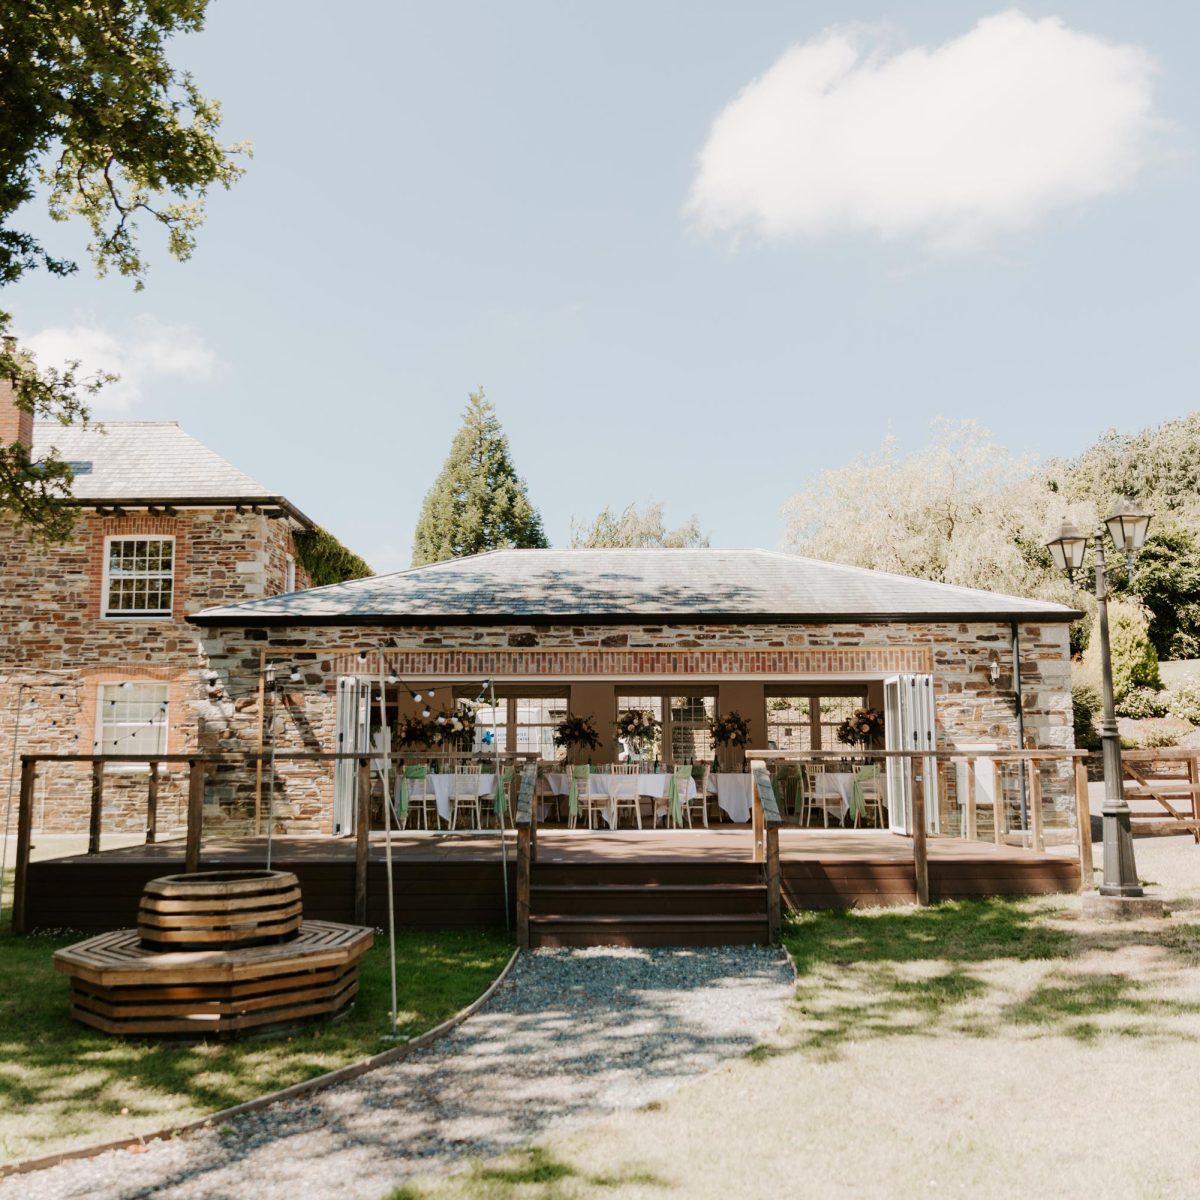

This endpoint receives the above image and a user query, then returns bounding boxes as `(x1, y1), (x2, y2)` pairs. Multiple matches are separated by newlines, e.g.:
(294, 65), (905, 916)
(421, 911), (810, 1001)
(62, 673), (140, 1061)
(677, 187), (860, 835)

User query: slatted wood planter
(138, 870), (304, 950)
(54, 869), (373, 1038)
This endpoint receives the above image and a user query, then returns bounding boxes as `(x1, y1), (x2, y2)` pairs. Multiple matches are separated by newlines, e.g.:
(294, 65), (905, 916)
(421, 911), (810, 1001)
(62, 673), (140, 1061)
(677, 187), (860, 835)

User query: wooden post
(1189, 753), (1200, 845)
(992, 760), (1006, 846)
(965, 758), (978, 841)
(1028, 758), (1044, 852)
(254, 648), (266, 836)
(765, 823), (781, 944)
(11, 759), (37, 935)
(87, 760), (104, 854)
(516, 826), (531, 950)
(185, 759), (205, 872)
(145, 761), (159, 844)
(1074, 760), (1094, 891)
(751, 774), (764, 863)
(912, 758), (929, 906)
(354, 756), (371, 926)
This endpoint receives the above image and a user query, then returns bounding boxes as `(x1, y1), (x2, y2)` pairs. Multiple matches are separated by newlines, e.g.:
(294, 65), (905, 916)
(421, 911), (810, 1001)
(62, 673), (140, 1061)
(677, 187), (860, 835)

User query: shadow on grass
(765, 897), (1200, 1058)
(387, 1147), (671, 1200)
(0, 919), (513, 1162)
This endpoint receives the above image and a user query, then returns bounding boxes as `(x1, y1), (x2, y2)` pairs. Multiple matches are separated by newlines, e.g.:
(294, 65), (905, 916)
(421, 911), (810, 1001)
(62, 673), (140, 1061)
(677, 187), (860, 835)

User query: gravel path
(10, 946), (793, 1200)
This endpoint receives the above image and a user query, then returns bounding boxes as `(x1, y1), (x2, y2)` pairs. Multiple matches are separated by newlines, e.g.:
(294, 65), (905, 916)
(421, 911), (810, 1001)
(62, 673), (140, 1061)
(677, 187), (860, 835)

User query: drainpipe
(1010, 621), (1029, 834)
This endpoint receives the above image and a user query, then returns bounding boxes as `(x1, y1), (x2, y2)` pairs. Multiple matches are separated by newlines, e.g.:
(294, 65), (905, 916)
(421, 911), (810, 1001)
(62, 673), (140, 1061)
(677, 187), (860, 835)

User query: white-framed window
(103, 537), (175, 617)
(94, 682), (169, 766)
(764, 688), (868, 751)
(284, 553), (297, 594)
(467, 692), (569, 757)
(614, 691), (716, 765)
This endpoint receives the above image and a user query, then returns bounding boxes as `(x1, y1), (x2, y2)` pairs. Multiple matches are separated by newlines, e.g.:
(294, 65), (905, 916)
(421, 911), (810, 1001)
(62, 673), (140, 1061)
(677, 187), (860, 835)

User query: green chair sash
(849, 764), (880, 822)
(666, 766), (691, 826)
(396, 764), (428, 816)
(494, 766), (515, 816)
(568, 764), (590, 820)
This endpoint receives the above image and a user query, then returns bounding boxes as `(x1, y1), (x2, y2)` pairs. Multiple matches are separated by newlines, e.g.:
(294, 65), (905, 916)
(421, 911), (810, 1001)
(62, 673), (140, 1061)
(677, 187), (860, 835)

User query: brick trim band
(337, 646), (934, 678)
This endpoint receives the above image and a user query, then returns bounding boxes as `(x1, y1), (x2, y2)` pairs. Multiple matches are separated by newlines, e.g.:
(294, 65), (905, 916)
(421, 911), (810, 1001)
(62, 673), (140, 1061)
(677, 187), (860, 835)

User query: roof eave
(69, 495), (316, 530)
(188, 608), (1083, 628)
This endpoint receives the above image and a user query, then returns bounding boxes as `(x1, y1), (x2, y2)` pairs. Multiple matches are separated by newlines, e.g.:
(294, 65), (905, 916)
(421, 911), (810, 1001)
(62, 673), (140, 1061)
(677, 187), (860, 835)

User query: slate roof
(189, 548), (1081, 626)
(32, 421), (312, 525)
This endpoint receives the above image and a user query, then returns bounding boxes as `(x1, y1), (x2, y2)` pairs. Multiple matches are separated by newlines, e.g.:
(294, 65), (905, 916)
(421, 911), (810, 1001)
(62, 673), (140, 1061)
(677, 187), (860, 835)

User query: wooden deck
(22, 829), (1080, 936)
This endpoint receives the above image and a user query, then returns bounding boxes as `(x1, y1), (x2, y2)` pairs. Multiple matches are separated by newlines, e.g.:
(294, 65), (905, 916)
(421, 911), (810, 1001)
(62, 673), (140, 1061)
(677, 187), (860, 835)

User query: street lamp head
(1046, 519), (1088, 582)
(1104, 496), (1152, 565)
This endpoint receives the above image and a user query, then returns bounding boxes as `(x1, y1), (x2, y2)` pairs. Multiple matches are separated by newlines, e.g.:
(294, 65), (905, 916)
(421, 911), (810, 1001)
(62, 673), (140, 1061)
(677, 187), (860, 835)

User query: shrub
(1072, 683), (1101, 752)
(1166, 682), (1200, 726)
(1115, 686), (1169, 719)
(1080, 600), (1162, 700)
(1139, 730), (1180, 749)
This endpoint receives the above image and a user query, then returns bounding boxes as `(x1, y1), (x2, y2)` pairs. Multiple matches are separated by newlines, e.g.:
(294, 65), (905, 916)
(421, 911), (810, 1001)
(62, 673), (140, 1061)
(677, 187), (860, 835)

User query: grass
(0, 888), (513, 1165)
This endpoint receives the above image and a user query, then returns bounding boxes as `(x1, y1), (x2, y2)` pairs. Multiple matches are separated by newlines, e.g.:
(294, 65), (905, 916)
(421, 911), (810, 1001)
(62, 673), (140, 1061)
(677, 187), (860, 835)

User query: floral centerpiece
(836, 706), (885, 750)
(554, 713), (601, 763)
(616, 709), (660, 756)
(396, 704), (477, 752)
(710, 709), (751, 771)
(397, 714), (433, 748)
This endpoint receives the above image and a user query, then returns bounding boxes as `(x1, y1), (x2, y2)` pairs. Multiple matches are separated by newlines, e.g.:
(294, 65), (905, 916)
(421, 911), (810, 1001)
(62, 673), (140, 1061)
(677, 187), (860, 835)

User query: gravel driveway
(10, 946), (793, 1200)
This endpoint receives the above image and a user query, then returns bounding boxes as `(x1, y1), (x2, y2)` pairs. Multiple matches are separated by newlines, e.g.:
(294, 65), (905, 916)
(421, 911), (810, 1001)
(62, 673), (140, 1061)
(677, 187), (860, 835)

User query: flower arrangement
(554, 713), (601, 752)
(616, 708), (660, 750)
(710, 710), (751, 747)
(396, 704), (477, 749)
(836, 706), (885, 749)
(397, 714), (433, 747)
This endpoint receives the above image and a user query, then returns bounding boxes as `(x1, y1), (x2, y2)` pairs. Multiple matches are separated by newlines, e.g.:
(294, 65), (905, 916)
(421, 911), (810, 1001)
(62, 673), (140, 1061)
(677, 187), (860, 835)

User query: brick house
(189, 547), (1082, 837)
(0, 379), (334, 835)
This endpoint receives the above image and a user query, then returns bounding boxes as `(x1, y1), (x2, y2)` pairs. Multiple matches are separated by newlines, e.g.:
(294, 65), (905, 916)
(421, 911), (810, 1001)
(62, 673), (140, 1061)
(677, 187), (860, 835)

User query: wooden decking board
(25, 828), (1080, 934)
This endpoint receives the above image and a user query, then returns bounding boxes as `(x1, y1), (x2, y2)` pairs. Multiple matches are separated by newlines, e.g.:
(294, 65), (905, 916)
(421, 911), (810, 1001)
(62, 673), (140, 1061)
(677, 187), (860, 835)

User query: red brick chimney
(0, 335), (33, 450)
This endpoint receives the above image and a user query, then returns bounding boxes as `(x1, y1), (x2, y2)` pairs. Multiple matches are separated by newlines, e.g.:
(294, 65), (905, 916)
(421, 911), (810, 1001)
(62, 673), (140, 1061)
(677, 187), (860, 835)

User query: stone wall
(193, 618), (1074, 835)
(0, 507), (310, 834)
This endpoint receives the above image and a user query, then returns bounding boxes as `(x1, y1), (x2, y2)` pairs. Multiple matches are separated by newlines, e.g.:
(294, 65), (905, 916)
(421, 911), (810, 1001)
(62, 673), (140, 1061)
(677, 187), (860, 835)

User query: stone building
(0, 379), (336, 834)
(189, 548), (1081, 836)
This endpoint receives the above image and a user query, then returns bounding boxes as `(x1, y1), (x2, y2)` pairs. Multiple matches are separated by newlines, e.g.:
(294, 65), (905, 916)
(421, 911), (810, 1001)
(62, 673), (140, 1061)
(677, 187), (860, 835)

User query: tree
(570, 501), (709, 549)
(782, 420), (1072, 604)
(1111, 527), (1200, 661)
(2, 1), (246, 537)
(411, 389), (549, 566)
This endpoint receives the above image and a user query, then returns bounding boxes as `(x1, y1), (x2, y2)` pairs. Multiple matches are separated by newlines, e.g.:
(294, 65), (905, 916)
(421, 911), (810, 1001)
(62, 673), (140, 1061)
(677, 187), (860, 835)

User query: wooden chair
(685, 763), (712, 828)
(606, 763), (642, 829)
(800, 764), (832, 827)
(851, 764), (884, 828)
(490, 764), (516, 827)
(654, 765), (693, 828)
(450, 763), (484, 830)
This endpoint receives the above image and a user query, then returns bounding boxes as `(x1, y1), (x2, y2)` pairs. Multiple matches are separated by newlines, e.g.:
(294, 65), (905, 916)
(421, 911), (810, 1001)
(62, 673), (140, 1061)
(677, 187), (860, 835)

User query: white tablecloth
(543, 772), (698, 827)
(706, 774), (753, 823)
(809, 772), (857, 822)
(398, 773), (495, 823)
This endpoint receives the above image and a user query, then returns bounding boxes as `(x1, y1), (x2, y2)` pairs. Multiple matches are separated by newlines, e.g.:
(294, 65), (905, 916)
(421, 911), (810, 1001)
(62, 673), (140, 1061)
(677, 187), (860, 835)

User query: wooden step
(530, 883), (766, 917)
(530, 862), (762, 887)
(529, 913), (769, 948)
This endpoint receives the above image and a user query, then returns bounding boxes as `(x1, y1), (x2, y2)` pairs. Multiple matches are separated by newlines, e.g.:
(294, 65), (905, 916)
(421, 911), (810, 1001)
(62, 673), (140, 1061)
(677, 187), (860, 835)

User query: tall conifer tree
(411, 389), (549, 566)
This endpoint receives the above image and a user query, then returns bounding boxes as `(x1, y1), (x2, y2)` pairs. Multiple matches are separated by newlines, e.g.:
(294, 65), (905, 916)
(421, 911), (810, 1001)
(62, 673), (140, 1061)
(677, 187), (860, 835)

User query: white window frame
(102, 535), (176, 618)
(94, 682), (169, 770)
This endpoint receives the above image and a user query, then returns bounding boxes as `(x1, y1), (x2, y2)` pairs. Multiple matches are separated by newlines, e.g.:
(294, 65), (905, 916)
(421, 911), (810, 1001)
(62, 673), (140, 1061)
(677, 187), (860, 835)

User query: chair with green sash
(654, 765), (693, 828)
(849, 763), (883, 828)
(492, 763), (516, 826)
(566, 763), (591, 830)
(684, 763), (711, 827)
(394, 763), (434, 830)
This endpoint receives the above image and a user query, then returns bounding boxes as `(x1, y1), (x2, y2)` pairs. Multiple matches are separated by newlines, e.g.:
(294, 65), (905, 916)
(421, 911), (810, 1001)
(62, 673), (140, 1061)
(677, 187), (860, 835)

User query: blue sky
(9, 2), (1199, 571)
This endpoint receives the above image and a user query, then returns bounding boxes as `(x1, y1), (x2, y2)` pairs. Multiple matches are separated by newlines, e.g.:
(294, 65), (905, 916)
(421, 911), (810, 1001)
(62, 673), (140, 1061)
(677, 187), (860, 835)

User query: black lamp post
(1047, 497), (1152, 897)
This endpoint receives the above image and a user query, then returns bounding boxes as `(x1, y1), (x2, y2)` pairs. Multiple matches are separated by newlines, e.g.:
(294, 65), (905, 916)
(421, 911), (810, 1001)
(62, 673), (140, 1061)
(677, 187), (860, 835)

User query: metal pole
(1094, 529), (1142, 896)
(0, 683), (27, 925)
(376, 648), (399, 1038)
(490, 681), (509, 931)
(266, 670), (277, 871)
(1010, 622), (1029, 841)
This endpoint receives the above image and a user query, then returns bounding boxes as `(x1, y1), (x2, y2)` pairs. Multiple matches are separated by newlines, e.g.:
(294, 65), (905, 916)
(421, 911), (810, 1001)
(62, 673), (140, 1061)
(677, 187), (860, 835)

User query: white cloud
(21, 315), (217, 413)
(686, 11), (1159, 251)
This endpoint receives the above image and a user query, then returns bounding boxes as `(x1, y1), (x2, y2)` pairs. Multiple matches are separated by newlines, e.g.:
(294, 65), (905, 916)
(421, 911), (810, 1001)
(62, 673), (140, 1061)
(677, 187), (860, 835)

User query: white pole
(0, 683), (27, 925)
(376, 647), (399, 1037)
(489, 680), (509, 931)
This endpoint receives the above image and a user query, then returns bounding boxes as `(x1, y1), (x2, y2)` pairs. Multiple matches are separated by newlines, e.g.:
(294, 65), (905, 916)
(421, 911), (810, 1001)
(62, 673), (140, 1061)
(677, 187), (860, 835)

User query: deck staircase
(528, 860), (769, 947)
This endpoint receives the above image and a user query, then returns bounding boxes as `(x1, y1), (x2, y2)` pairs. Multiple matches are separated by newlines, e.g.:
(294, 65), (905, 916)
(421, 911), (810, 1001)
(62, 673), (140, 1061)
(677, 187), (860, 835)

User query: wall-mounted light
(988, 653), (1001, 685)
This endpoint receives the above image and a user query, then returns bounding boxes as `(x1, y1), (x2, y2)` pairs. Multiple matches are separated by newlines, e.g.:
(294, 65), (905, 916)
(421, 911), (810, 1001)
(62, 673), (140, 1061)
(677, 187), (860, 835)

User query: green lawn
(0, 888), (513, 1165)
